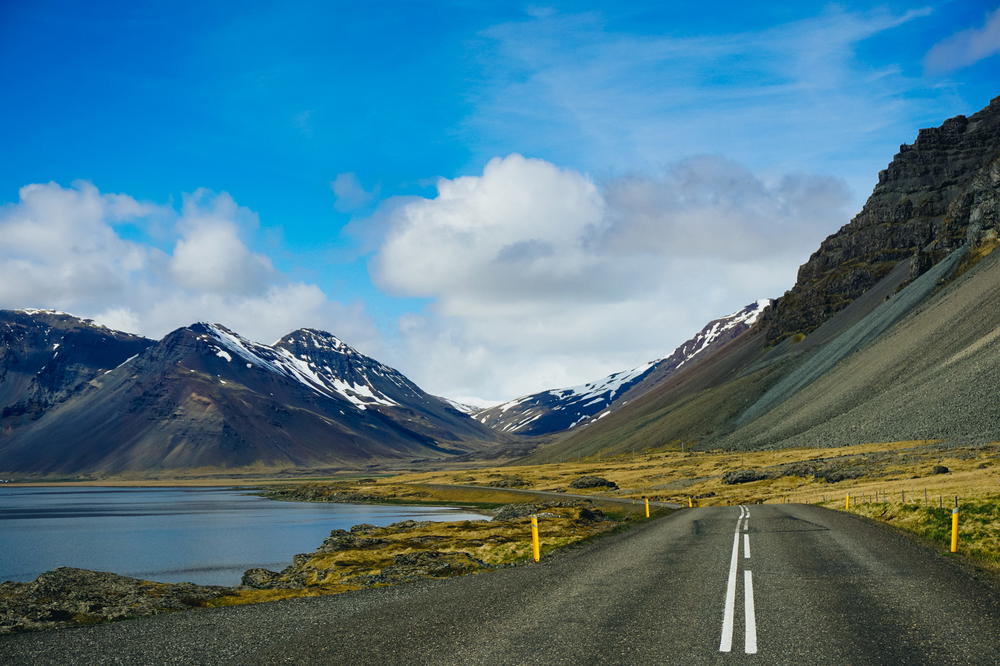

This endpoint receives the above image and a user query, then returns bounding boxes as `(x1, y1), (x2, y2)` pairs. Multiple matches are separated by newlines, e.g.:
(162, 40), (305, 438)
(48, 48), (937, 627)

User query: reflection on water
(0, 486), (485, 586)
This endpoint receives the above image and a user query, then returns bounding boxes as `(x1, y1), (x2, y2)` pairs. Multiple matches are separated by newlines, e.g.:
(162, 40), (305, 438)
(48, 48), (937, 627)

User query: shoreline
(1, 491), (648, 635)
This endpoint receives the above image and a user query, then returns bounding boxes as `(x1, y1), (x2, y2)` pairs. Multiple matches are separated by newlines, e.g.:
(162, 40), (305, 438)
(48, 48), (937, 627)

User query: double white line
(719, 505), (757, 654)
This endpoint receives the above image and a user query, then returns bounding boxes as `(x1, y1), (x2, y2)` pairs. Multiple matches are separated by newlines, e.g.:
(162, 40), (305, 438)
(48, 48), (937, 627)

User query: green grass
(850, 495), (1000, 574)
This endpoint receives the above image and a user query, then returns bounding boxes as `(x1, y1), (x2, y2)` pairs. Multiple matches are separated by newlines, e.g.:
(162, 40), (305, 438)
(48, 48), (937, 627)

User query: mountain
(0, 310), (154, 432)
(528, 96), (1000, 462)
(761, 96), (1000, 344)
(476, 299), (771, 436)
(0, 317), (498, 476)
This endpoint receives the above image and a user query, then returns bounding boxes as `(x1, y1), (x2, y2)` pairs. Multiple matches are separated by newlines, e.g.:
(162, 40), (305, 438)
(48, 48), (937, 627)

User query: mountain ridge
(0, 313), (499, 476)
(476, 299), (771, 436)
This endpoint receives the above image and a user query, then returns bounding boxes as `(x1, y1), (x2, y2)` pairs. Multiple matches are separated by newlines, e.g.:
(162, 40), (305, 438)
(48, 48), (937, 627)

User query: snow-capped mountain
(0, 312), (496, 476)
(475, 299), (771, 436)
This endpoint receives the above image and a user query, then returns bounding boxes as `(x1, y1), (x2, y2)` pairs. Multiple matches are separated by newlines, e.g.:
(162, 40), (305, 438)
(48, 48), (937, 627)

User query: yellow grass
(206, 505), (622, 606)
(360, 440), (998, 508)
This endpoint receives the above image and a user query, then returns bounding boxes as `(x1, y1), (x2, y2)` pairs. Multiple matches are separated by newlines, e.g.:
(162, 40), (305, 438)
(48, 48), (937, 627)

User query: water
(0, 486), (486, 586)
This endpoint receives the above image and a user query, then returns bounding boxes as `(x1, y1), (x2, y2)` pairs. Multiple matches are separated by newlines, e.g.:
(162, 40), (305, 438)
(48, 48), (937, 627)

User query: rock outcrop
(763, 96), (1000, 343)
(569, 475), (619, 490)
(0, 567), (233, 634)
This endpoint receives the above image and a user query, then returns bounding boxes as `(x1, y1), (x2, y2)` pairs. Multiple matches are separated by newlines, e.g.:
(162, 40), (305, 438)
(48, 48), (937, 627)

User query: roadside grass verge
(847, 496), (1000, 575)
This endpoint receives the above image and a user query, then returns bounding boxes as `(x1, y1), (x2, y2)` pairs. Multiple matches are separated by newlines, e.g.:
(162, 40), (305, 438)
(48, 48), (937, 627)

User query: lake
(0, 486), (486, 586)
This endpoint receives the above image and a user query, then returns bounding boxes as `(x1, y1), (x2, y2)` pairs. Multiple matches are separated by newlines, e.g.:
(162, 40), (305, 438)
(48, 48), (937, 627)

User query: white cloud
(371, 154), (851, 401)
(924, 7), (1000, 74)
(0, 181), (378, 350)
(169, 190), (275, 294)
(331, 172), (376, 212)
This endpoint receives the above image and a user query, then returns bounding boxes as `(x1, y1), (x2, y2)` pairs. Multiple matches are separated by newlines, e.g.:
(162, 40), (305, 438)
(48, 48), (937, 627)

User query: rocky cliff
(762, 96), (1000, 343)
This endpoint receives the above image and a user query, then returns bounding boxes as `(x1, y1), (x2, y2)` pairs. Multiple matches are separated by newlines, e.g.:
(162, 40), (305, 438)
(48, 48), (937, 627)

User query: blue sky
(0, 1), (997, 402)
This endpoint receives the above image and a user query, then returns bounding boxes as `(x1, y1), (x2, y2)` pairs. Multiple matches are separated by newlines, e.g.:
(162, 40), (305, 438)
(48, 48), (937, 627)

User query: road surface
(2, 504), (998, 664)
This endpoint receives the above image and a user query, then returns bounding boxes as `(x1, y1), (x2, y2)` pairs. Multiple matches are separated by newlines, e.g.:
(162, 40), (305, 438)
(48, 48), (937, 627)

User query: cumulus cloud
(0, 181), (378, 349)
(371, 154), (851, 400)
(169, 190), (275, 294)
(376, 155), (609, 305)
(924, 7), (1000, 74)
(0, 181), (162, 308)
(331, 172), (376, 212)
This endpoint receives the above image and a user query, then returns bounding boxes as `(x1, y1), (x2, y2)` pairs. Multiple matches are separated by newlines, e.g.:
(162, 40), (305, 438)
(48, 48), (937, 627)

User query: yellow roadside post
(644, 497), (650, 518)
(845, 493), (850, 511)
(951, 507), (959, 553)
(530, 515), (541, 562)
(688, 496), (693, 508)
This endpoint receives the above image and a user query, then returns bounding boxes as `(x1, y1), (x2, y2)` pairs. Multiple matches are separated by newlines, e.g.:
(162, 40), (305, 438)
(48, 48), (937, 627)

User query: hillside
(530, 96), (1000, 462)
(0, 310), (155, 431)
(476, 300), (770, 436)
(0, 316), (499, 477)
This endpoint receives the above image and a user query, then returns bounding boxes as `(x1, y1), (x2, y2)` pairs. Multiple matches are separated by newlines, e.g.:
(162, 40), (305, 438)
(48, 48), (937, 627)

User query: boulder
(493, 503), (545, 521)
(722, 470), (767, 484)
(485, 475), (529, 488)
(569, 476), (618, 489)
(316, 529), (391, 553)
(352, 551), (486, 586)
(0, 567), (233, 635)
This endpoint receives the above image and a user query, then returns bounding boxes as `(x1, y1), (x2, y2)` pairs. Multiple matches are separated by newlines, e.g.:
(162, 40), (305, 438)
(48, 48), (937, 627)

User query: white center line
(719, 505), (746, 652)
(744, 570), (758, 654)
(743, 532), (751, 559)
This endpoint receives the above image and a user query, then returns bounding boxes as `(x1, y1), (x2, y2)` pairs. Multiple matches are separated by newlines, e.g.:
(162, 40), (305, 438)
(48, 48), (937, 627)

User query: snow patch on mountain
(199, 323), (399, 411)
(476, 299), (772, 436)
(677, 298), (772, 368)
(549, 359), (658, 404)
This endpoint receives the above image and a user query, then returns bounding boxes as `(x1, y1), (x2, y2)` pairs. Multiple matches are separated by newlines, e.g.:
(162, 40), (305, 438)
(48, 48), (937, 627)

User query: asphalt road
(2, 504), (998, 665)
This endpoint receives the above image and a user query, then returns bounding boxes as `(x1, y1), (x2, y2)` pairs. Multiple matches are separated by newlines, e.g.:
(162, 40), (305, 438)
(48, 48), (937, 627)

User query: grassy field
(323, 439), (998, 575)
(362, 439), (999, 506)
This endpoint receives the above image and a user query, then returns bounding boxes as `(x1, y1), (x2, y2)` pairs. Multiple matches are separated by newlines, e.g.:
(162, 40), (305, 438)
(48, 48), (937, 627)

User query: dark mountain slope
(524, 321), (781, 462)
(0, 322), (498, 476)
(536, 96), (1000, 460)
(722, 243), (1000, 449)
(0, 310), (153, 432)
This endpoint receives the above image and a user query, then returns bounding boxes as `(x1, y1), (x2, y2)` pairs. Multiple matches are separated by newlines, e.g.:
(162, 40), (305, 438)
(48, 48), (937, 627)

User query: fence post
(531, 515), (541, 562)
(950, 507), (959, 553)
